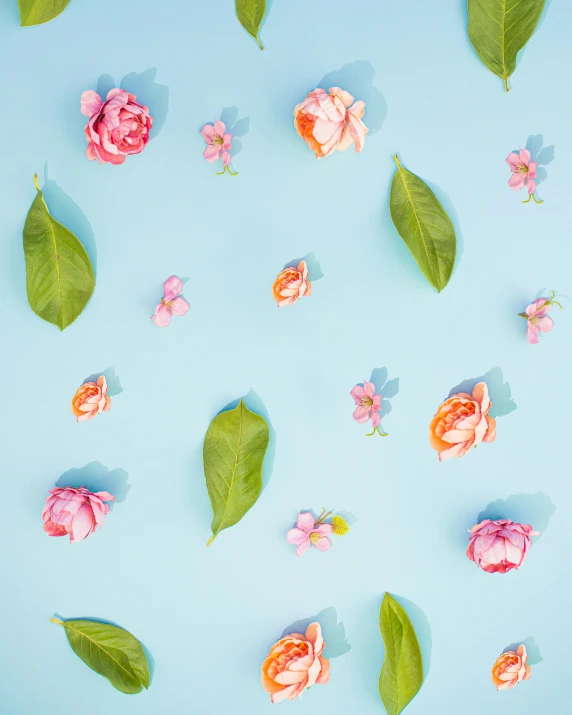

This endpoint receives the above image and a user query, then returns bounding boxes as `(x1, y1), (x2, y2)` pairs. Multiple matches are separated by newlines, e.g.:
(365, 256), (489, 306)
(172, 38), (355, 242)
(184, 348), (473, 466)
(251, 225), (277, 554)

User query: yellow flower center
(517, 163), (529, 174)
(309, 532), (321, 544)
(213, 135), (223, 146)
(361, 397), (373, 407)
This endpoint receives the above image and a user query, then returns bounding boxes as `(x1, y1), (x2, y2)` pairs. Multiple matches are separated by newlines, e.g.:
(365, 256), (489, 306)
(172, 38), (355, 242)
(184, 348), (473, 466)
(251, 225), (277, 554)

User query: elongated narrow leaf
(23, 175), (95, 331)
(19, 0), (70, 26)
(389, 155), (456, 293)
(468, 0), (546, 91)
(204, 399), (269, 545)
(52, 618), (150, 694)
(235, 0), (266, 50)
(379, 594), (423, 715)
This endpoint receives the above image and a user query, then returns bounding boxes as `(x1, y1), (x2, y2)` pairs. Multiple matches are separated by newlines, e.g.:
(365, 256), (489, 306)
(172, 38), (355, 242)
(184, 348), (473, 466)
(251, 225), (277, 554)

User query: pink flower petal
(350, 385), (366, 403)
(508, 173), (526, 190)
(153, 304), (172, 328)
(214, 120), (226, 136)
(353, 405), (372, 423)
(534, 315), (553, 333)
(286, 528), (309, 546)
(519, 149), (531, 164)
(169, 296), (189, 316)
(163, 275), (183, 301)
(70, 503), (95, 543)
(296, 539), (312, 557)
(80, 90), (103, 118)
(505, 153), (521, 172)
(203, 144), (222, 162)
(296, 512), (315, 534)
(200, 124), (216, 142)
(314, 536), (332, 552)
(526, 323), (540, 344)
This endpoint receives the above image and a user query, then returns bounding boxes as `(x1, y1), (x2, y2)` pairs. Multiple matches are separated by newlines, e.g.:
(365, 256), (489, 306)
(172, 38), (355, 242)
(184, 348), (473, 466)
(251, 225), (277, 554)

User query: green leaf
(18, 0), (70, 26)
(235, 0), (266, 50)
(379, 594), (423, 715)
(51, 618), (150, 694)
(468, 0), (546, 91)
(204, 399), (269, 545)
(389, 155), (456, 293)
(23, 175), (95, 331)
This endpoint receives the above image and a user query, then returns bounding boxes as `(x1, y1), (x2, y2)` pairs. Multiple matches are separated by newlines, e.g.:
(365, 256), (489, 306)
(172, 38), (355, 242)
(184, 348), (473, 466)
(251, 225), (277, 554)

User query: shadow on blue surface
(220, 106), (250, 158)
(449, 366), (516, 419)
(369, 367), (399, 419)
(219, 389), (276, 491)
(319, 61), (387, 135)
(281, 606), (351, 659)
(476, 493), (555, 536)
(503, 636), (543, 666)
(51, 614), (155, 682)
(41, 164), (97, 274)
(525, 134), (555, 190)
(283, 252), (323, 282)
(95, 68), (169, 139)
(392, 594), (432, 679)
(82, 367), (123, 397)
(56, 462), (131, 505)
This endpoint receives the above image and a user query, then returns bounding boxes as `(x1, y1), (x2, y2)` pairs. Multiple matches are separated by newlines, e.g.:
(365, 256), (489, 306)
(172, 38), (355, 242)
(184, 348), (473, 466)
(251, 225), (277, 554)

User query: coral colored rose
(467, 519), (539, 574)
(272, 261), (312, 307)
(286, 512), (333, 556)
(492, 645), (531, 690)
(42, 486), (114, 543)
(71, 376), (111, 422)
(294, 87), (368, 158)
(429, 382), (496, 461)
(261, 622), (330, 703)
(80, 88), (153, 165)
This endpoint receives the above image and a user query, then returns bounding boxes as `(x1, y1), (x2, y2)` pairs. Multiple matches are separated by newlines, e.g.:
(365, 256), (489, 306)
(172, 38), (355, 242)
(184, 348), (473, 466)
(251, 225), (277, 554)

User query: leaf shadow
(448, 366), (516, 419)
(56, 462), (131, 505)
(52, 614), (155, 683)
(220, 106), (250, 158)
(476, 492), (555, 538)
(283, 252), (324, 282)
(503, 636), (543, 666)
(41, 164), (97, 274)
(281, 606), (351, 659)
(218, 389), (276, 492)
(82, 367), (123, 397)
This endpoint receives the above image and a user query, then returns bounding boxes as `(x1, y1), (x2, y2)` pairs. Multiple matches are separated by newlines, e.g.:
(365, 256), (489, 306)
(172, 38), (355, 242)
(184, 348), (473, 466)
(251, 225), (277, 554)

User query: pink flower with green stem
(200, 120), (238, 176)
(286, 509), (333, 556)
(518, 291), (562, 344)
(350, 381), (387, 436)
(506, 149), (543, 204)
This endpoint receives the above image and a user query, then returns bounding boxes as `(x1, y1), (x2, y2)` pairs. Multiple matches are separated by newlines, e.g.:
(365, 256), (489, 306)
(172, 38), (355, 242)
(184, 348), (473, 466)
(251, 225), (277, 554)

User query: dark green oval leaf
(19, 0), (70, 26)
(389, 155), (456, 293)
(235, 0), (266, 50)
(204, 399), (269, 545)
(379, 594), (423, 715)
(23, 175), (95, 331)
(468, 0), (546, 91)
(52, 618), (150, 694)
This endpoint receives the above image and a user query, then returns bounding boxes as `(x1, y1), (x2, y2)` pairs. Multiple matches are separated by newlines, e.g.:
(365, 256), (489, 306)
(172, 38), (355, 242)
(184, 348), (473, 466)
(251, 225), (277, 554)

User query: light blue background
(0, 0), (570, 713)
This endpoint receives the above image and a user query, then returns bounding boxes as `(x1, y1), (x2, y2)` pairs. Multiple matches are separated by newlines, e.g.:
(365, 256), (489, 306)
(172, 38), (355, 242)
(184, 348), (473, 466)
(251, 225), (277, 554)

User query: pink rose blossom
(151, 275), (190, 327)
(286, 511), (333, 556)
(200, 120), (238, 175)
(80, 89), (153, 165)
(506, 149), (542, 203)
(466, 519), (539, 574)
(42, 486), (114, 543)
(518, 291), (562, 344)
(350, 381), (387, 436)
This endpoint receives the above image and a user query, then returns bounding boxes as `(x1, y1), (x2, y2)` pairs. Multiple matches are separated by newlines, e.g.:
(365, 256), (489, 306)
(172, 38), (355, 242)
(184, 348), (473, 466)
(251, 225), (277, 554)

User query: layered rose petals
(42, 486), (114, 543)
(272, 261), (312, 307)
(71, 376), (111, 423)
(467, 519), (539, 574)
(492, 645), (531, 690)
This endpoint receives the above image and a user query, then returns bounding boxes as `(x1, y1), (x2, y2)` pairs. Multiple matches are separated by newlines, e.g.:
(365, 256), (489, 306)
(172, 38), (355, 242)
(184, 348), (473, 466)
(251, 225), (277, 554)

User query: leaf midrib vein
(65, 623), (139, 686)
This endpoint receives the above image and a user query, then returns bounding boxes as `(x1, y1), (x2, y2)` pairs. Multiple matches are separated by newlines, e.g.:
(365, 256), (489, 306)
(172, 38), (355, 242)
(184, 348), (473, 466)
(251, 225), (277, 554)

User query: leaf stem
(33, 174), (41, 192)
(206, 535), (216, 547)
(50, 618), (63, 625)
(255, 35), (264, 51)
(393, 154), (402, 170)
(504, 76), (510, 92)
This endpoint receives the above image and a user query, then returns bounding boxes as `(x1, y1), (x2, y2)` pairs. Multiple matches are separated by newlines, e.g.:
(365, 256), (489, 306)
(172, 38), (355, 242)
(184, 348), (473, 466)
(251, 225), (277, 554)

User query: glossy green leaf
(379, 594), (423, 715)
(468, 0), (546, 91)
(19, 0), (70, 26)
(51, 618), (150, 694)
(204, 399), (269, 545)
(389, 155), (456, 293)
(23, 175), (94, 331)
(235, 0), (266, 50)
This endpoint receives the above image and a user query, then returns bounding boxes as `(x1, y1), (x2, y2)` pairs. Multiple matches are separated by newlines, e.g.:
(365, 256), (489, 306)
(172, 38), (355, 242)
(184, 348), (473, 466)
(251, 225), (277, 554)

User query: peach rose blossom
(294, 87), (368, 158)
(429, 382), (496, 461)
(492, 645), (531, 691)
(71, 376), (111, 422)
(261, 622), (330, 703)
(272, 261), (312, 307)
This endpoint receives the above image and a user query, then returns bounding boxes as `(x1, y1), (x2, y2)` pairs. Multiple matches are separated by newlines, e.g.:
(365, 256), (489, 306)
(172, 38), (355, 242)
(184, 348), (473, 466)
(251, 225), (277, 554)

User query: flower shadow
(52, 614), (155, 683)
(219, 106), (250, 158)
(56, 462), (131, 505)
(281, 606), (351, 659)
(369, 367), (399, 419)
(82, 367), (123, 397)
(476, 492), (555, 538)
(283, 252), (323, 282)
(448, 366), (516, 419)
(503, 636), (543, 666)
(41, 164), (97, 274)
(319, 61), (387, 135)
(218, 389), (276, 492)
(96, 68), (170, 140)
(525, 134), (555, 189)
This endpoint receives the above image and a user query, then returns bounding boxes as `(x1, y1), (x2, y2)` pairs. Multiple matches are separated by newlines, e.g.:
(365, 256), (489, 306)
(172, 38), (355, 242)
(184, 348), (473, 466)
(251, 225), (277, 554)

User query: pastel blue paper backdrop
(0, 1), (570, 713)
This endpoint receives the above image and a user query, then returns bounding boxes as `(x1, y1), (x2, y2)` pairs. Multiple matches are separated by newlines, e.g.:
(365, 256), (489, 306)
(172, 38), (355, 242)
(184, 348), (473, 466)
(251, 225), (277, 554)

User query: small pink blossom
(467, 519), (539, 574)
(151, 276), (189, 327)
(286, 512), (333, 557)
(518, 291), (562, 344)
(42, 486), (114, 543)
(200, 120), (238, 175)
(506, 149), (543, 203)
(350, 381), (387, 436)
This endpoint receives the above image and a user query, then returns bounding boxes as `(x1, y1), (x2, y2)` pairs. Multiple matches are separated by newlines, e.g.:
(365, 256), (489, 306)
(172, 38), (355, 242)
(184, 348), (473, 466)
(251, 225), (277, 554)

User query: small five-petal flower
(518, 291), (562, 344)
(200, 120), (238, 176)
